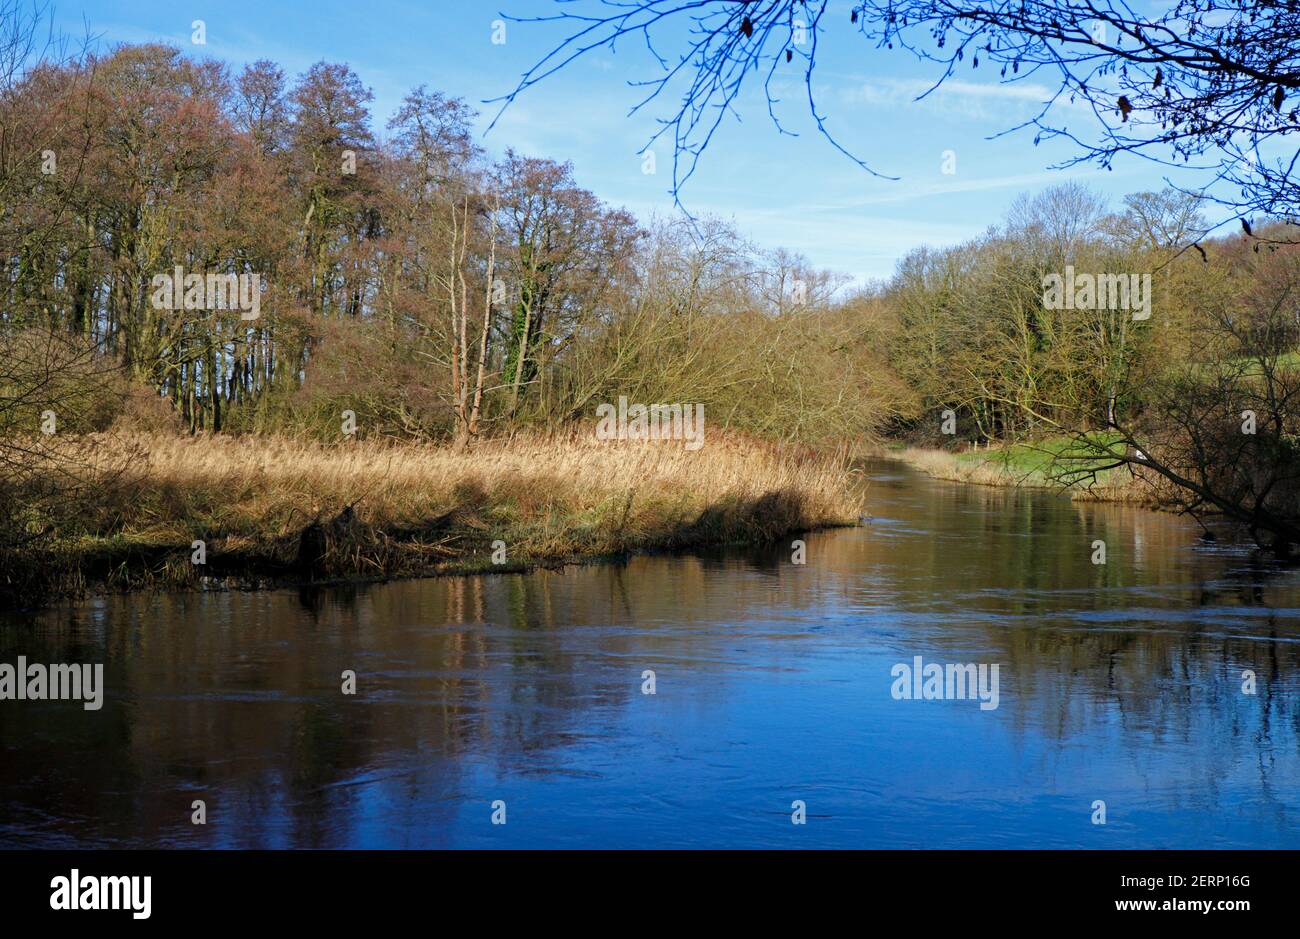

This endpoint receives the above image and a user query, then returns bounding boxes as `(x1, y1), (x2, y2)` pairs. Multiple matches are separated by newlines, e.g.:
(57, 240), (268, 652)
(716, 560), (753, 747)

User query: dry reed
(4, 430), (864, 602)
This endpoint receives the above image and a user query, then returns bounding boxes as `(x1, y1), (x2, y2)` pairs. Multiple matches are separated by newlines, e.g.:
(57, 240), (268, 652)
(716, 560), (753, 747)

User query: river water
(3, 459), (1299, 848)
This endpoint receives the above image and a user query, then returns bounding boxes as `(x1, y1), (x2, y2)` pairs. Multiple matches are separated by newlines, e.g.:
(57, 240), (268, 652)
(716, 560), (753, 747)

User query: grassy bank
(1, 431), (864, 606)
(889, 438), (1167, 505)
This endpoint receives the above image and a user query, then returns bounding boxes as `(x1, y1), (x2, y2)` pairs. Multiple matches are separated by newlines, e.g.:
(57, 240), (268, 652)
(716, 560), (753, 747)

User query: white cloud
(836, 75), (1090, 121)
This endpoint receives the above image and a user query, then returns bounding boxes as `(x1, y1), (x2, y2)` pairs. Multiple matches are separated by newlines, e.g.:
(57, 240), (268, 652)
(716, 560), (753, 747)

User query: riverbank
(0, 432), (864, 607)
(886, 440), (1170, 505)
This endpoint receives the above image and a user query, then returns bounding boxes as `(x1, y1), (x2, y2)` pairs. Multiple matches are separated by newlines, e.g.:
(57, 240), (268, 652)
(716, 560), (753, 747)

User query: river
(3, 459), (1299, 848)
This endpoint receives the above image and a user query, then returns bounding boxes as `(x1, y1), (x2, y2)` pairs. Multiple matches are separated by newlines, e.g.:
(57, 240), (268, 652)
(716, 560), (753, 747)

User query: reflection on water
(3, 460), (1299, 848)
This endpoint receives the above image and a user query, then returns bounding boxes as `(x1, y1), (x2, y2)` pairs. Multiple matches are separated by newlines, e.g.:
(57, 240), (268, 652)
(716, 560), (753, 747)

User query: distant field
(894, 434), (1161, 504)
(953, 434), (1122, 481)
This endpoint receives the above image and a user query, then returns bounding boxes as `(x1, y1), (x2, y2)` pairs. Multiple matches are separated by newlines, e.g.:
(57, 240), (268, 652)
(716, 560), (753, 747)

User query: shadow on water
(3, 458), (1300, 847)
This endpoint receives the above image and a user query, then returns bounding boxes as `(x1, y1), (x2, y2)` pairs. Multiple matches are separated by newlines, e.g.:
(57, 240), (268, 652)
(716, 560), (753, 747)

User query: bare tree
(1032, 281), (1300, 552)
(501, 1), (1300, 226)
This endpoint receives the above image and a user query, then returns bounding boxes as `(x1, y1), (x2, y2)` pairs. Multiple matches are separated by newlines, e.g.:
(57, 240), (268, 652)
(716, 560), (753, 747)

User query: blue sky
(56, 0), (1192, 283)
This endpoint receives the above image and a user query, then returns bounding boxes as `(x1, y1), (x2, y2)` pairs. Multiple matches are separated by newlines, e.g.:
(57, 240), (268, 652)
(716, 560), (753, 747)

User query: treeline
(871, 181), (1300, 548)
(873, 182), (1300, 445)
(0, 41), (906, 444)
(5, 34), (1299, 551)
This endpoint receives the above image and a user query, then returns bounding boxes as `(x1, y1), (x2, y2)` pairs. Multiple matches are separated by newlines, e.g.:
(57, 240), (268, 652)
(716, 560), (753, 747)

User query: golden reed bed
(4, 431), (865, 602)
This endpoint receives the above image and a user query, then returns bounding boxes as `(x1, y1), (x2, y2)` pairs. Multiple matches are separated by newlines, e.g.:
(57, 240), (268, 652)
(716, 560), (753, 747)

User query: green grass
(955, 433), (1124, 484)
